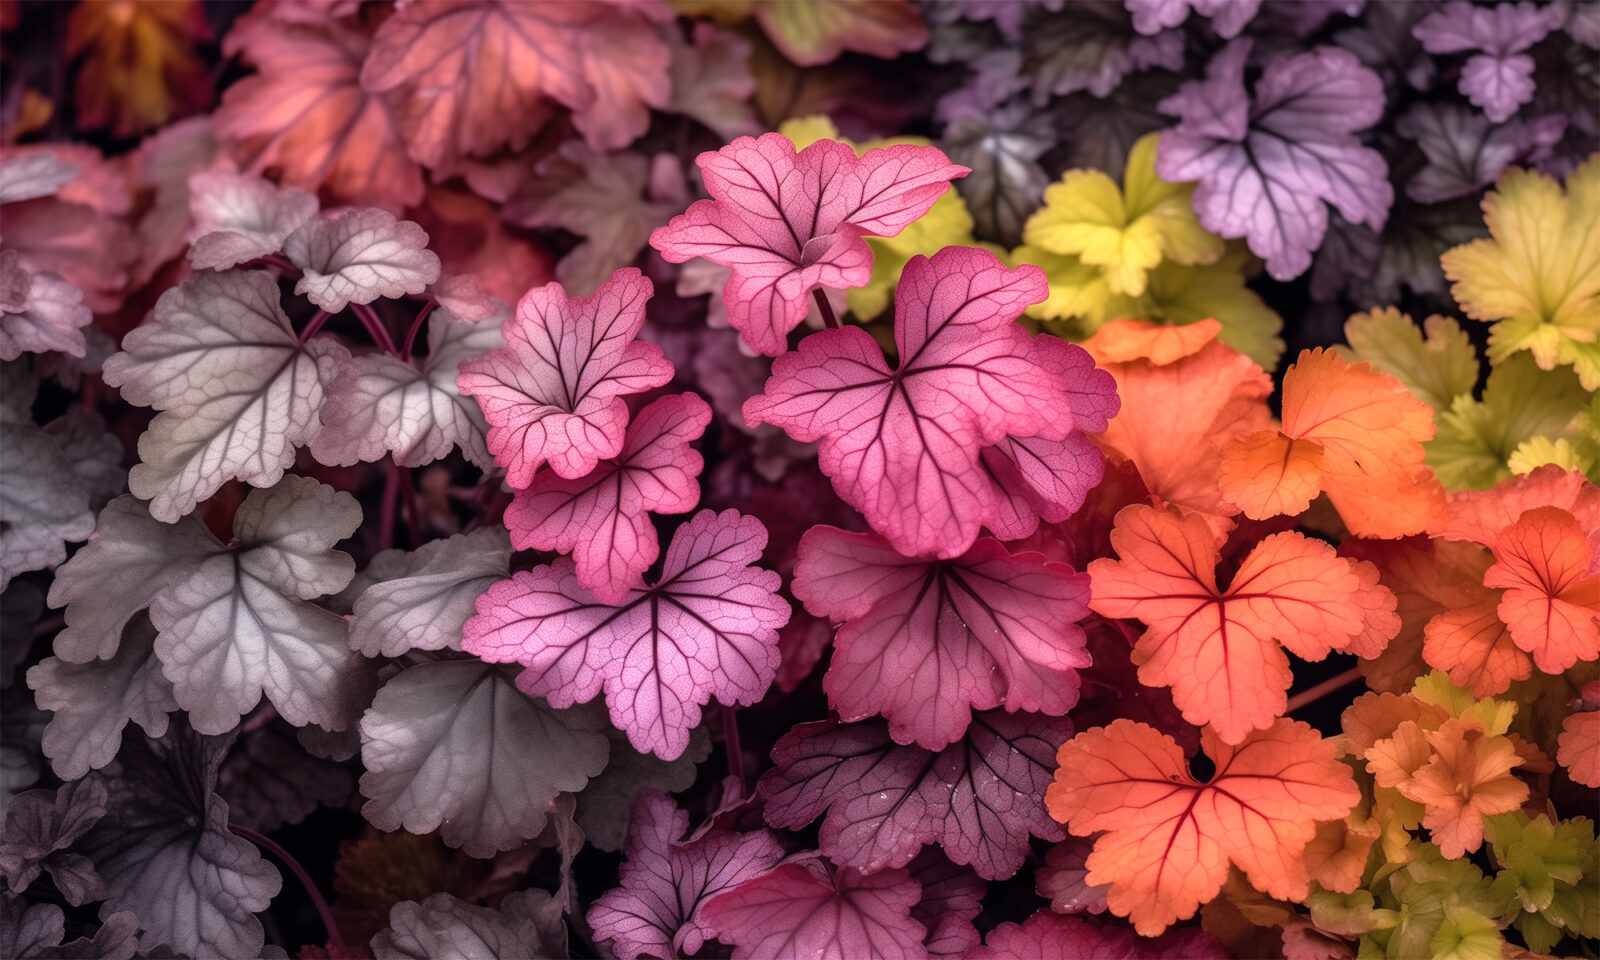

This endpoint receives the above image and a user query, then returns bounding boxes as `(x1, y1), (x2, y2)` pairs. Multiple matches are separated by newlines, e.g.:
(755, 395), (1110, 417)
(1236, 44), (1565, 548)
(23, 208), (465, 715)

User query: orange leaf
(215, 5), (424, 211)
(1089, 505), (1398, 743)
(1394, 719), (1528, 858)
(1421, 595), (1533, 697)
(1081, 317), (1225, 366)
(1302, 810), (1380, 895)
(1340, 691), (1447, 755)
(1557, 706), (1600, 787)
(1483, 505), (1600, 673)
(1342, 537), (1492, 694)
(66, 0), (213, 137)
(1044, 718), (1359, 936)
(1092, 334), (1273, 528)
(1434, 464), (1600, 546)
(1220, 348), (1440, 536)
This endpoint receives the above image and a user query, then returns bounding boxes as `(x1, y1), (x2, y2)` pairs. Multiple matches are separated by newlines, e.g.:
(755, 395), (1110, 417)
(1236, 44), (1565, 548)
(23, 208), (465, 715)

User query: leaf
(1156, 39), (1392, 280)
(792, 526), (1090, 748)
(649, 132), (968, 356)
(1396, 103), (1566, 204)
(0, 779), (107, 906)
(456, 267), (673, 485)
(753, 0), (928, 66)
(284, 208), (441, 313)
(28, 614), (176, 781)
(1086, 321), (1274, 526)
(217, 717), (354, 834)
(359, 0), (672, 162)
(577, 727), (711, 852)
(465, 509), (790, 760)
(1021, 3), (1183, 103)
(311, 306), (502, 469)
(185, 171), (319, 271)
(79, 727), (281, 959)
(759, 712), (1069, 880)
(101, 270), (347, 521)
(668, 23), (761, 140)
(65, 0), (212, 137)
(1089, 504), (1397, 743)
(1413, 1), (1562, 123)
(358, 659), (609, 858)
(504, 143), (684, 298)
(939, 103), (1053, 248)
(744, 246), (1071, 557)
(0, 372), (96, 591)
(506, 393), (711, 604)
(1393, 719), (1528, 858)
(0, 151), (77, 205)
(588, 791), (785, 960)
(1557, 703), (1599, 787)
(1022, 133), (1222, 298)
(972, 909), (1228, 959)
(371, 890), (567, 960)
(216, 4), (424, 210)
(0, 251), (91, 362)
(1482, 505), (1600, 673)
(1428, 354), (1591, 491)
(0, 897), (138, 960)
(1342, 308), (1480, 412)
(1044, 719), (1360, 936)
(1126, 0), (1259, 37)
(701, 858), (929, 960)
(1218, 348), (1441, 535)
(1440, 158), (1600, 390)
(348, 528), (512, 657)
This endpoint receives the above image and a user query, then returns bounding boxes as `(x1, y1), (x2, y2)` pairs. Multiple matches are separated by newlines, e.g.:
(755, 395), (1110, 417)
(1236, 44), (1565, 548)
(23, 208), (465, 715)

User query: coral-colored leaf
(1044, 719), (1359, 936)
(456, 267), (673, 485)
(700, 858), (928, 960)
(758, 713), (1069, 880)
(745, 247), (1070, 557)
(650, 133), (967, 356)
(1421, 594), (1533, 697)
(360, 0), (672, 165)
(505, 393), (711, 604)
(1482, 505), (1600, 673)
(1089, 504), (1397, 743)
(793, 525), (1090, 747)
(216, 5), (423, 211)
(1393, 718), (1528, 858)
(1434, 465), (1600, 547)
(1219, 348), (1440, 535)
(463, 509), (790, 759)
(587, 791), (784, 960)
(1557, 705), (1600, 787)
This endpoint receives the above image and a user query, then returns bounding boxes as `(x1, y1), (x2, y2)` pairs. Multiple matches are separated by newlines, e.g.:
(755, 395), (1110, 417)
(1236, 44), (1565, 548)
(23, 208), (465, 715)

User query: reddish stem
(351, 302), (399, 354)
(230, 824), (347, 955)
(813, 288), (840, 329)
(298, 310), (331, 343)
(400, 298), (437, 362)
(722, 704), (745, 794)
(1286, 666), (1365, 713)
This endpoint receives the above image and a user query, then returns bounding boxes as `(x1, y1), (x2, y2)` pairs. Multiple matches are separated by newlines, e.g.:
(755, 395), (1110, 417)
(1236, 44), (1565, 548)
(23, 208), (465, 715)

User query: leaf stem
(1286, 666), (1365, 713)
(298, 310), (331, 343)
(722, 704), (745, 793)
(351, 302), (399, 354)
(400, 298), (436, 362)
(813, 288), (840, 329)
(230, 824), (347, 955)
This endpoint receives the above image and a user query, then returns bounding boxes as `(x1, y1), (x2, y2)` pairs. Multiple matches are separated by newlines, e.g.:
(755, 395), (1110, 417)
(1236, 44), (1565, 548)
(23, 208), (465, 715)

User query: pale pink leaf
(186, 171), (318, 271)
(284, 208), (441, 313)
(0, 251), (91, 361)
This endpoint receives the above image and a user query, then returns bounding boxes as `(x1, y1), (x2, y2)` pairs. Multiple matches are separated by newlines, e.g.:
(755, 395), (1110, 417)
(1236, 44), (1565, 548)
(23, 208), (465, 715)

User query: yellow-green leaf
(1342, 308), (1481, 412)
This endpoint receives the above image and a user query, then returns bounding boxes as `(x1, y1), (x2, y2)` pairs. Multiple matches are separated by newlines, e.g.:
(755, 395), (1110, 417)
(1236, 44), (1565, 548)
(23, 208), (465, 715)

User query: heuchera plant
(1, 1), (1597, 959)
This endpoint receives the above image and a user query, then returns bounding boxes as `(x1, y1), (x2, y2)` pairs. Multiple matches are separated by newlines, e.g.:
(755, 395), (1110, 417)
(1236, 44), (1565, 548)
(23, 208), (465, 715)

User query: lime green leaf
(1342, 308), (1481, 412)
(1427, 352), (1590, 490)
(1429, 908), (1502, 960)
(1508, 436), (1593, 477)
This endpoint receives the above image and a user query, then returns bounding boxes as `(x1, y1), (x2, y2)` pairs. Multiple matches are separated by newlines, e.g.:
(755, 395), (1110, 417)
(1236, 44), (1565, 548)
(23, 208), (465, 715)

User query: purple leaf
(1126, 0), (1260, 38)
(701, 857), (930, 960)
(907, 851), (985, 958)
(759, 713), (1069, 880)
(1156, 39), (1393, 280)
(1414, 1), (1563, 123)
(0, 779), (106, 906)
(0, 251), (91, 362)
(217, 717), (354, 833)
(464, 509), (791, 760)
(1398, 103), (1566, 203)
(588, 790), (785, 960)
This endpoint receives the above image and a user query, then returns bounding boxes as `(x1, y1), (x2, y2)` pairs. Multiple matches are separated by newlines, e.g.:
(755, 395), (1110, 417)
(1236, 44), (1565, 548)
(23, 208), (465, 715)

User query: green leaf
(1343, 308), (1481, 412)
(1426, 352), (1590, 490)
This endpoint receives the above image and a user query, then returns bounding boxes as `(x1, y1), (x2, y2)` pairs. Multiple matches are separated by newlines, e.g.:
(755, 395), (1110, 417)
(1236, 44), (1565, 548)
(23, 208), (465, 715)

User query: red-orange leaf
(1044, 719), (1359, 937)
(1220, 348), (1440, 536)
(66, 0), (213, 137)
(1433, 465), (1600, 547)
(1482, 505), (1600, 673)
(1557, 685), (1600, 787)
(1089, 505), (1398, 743)
(1393, 718), (1528, 858)
(1421, 595), (1533, 697)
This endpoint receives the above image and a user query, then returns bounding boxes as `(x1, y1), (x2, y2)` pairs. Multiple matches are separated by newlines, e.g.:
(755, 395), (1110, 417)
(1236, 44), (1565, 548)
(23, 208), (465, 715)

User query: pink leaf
(907, 851), (985, 958)
(587, 791), (785, 960)
(649, 133), (968, 356)
(792, 525), (1091, 748)
(758, 712), (1070, 879)
(973, 911), (1227, 960)
(456, 267), (673, 485)
(745, 247), (1068, 557)
(505, 393), (712, 604)
(463, 509), (790, 759)
(701, 857), (930, 960)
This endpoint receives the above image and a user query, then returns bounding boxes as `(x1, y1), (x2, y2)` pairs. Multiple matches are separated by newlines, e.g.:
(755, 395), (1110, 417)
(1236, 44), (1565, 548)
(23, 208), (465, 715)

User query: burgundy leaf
(793, 525), (1090, 748)
(759, 712), (1070, 880)
(907, 850), (985, 958)
(701, 857), (930, 960)
(973, 910), (1228, 959)
(464, 509), (790, 759)
(587, 791), (785, 960)
(505, 393), (711, 604)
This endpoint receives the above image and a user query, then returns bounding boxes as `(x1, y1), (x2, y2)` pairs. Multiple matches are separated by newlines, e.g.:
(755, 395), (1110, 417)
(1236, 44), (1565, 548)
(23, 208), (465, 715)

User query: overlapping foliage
(1, 1), (1597, 958)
